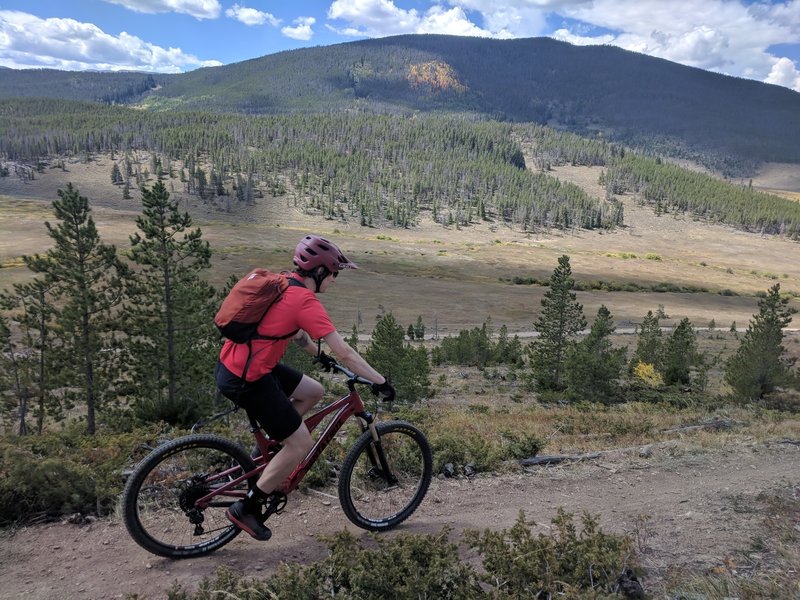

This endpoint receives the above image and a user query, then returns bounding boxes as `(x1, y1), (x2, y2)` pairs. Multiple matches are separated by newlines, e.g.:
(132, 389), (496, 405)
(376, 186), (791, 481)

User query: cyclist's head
(293, 234), (357, 291)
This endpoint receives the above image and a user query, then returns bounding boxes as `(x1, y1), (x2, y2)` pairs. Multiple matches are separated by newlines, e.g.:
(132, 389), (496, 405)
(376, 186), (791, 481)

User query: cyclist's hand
(315, 351), (336, 372)
(371, 380), (396, 402)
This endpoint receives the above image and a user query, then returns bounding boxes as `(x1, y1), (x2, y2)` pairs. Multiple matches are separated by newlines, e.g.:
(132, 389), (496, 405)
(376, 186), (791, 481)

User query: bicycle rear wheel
(338, 420), (432, 531)
(122, 434), (257, 558)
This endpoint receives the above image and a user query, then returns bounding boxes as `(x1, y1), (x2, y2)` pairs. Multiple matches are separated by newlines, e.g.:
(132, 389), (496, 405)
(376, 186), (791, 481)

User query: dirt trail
(1, 440), (798, 600)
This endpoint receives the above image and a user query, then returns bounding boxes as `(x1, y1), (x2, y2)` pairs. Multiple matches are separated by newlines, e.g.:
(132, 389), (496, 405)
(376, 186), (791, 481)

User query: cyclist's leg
(271, 364), (324, 416)
(255, 422), (313, 493)
(222, 368), (308, 539)
(289, 375), (324, 416)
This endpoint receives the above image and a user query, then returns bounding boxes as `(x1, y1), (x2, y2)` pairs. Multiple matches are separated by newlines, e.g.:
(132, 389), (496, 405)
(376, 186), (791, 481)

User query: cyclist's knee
(295, 375), (324, 402)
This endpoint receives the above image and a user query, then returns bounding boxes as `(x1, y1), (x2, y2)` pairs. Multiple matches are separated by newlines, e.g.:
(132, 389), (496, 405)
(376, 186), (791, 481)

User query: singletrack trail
(2, 440), (798, 600)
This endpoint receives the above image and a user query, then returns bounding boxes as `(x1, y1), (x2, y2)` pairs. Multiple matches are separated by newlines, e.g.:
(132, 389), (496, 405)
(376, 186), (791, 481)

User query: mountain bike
(121, 361), (433, 559)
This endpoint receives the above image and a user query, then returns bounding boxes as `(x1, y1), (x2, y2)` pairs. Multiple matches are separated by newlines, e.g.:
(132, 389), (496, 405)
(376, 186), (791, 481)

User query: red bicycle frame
(195, 381), (373, 508)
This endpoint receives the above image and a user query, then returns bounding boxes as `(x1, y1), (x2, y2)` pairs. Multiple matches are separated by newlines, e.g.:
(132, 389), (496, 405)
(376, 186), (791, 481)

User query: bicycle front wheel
(122, 434), (256, 559)
(338, 420), (432, 531)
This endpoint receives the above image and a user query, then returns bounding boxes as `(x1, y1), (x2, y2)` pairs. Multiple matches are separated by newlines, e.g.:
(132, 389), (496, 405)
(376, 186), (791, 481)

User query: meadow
(0, 154), (799, 599)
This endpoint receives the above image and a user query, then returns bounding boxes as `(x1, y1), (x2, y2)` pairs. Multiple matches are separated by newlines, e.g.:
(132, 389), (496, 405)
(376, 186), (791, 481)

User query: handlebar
(330, 361), (375, 386)
(314, 353), (374, 387)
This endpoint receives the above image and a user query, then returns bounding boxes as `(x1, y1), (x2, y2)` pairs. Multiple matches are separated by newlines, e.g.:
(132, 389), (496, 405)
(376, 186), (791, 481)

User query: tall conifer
(124, 180), (217, 425)
(24, 184), (128, 434)
(528, 255), (586, 391)
(725, 284), (796, 401)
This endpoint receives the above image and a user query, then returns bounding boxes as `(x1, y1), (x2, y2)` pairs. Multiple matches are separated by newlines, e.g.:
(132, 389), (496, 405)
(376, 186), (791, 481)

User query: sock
(245, 487), (270, 510)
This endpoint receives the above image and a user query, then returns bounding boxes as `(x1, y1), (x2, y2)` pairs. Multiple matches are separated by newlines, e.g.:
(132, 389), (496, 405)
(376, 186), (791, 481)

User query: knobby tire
(338, 420), (432, 530)
(122, 434), (256, 559)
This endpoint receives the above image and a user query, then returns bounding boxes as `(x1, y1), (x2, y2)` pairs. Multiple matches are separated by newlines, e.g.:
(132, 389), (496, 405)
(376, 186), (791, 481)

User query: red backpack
(214, 269), (302, 344)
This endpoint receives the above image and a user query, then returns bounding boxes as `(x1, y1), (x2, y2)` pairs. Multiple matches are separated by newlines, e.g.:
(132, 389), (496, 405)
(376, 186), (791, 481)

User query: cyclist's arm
(292, 330), (319, 357)
(322, 330), (386, 384)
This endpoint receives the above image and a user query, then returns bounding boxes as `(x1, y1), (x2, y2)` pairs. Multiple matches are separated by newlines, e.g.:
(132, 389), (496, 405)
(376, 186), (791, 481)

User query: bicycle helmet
(293, 234), (358, 274)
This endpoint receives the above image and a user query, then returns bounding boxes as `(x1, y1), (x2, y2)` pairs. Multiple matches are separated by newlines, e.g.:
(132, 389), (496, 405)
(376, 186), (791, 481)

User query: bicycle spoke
(123, 435), (256, 558)
(339, 421), (432, 530)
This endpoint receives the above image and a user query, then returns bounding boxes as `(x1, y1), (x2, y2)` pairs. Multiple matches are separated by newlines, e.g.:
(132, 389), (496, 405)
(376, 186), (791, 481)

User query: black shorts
(215, 361), (304, 441)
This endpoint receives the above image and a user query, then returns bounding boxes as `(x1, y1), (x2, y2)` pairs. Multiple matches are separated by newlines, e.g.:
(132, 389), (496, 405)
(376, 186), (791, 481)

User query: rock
(463, 464), (477, 478)
(616, 568), (645, 599)
(442, 463), (455, 478)
(639, 444), (653, 458)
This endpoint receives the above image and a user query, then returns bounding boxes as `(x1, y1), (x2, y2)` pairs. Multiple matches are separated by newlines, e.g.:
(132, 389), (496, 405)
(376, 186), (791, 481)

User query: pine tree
(365, 313), (431, 403)
(413, 315), (426, 341)
(565, 305), (626, 402)
(528, 255), (586, 391)
(124, 180), (217, 425)
(630, 310), (663, 373)
(111, 162), (123, 185)
(24, 184), (129, 434)
(662, 318), (698, 386)
(725, 284), (796, 401)
(346, 324), (359, 351)
(0, 279), (58, 434)
(0, 314), (27, 434)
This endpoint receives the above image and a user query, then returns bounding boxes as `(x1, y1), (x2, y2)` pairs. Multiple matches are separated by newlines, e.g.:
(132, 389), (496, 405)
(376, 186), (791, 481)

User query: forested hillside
(0, 98), (619, 231)
(2, 35), (800, 175)
(3, 98), (800, 235)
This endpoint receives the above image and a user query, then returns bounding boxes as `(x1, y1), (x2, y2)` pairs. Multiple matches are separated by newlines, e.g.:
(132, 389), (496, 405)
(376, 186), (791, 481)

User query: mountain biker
(215, 234), (396, 541)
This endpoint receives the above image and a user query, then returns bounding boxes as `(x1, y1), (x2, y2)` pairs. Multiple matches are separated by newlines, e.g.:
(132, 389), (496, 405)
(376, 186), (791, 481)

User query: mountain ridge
(1, 35), (800, 175)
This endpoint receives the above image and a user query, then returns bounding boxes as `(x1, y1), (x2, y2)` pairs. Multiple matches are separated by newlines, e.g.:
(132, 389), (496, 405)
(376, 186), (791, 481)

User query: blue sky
(1, 1), (799, 92)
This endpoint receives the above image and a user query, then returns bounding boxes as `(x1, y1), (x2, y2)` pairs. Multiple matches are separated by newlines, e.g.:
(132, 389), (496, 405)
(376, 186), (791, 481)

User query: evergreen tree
(413, 315), (426, 341)
(564, 305), (626, 402)
(346, 324), (359, 351)
(365, 313), (431, 403)
(565, 306), (627, 402)
(24, 184), (128, 434)
(725, 284), (796, 401)
(528, 255), (586, 391)
(124, 180), (217, 425)
(662, 318), (698, 387)
(629, 310), (663, 373)
(0, 279), (58, 434)
(0, 314), (27, 434)
(111, 162), (123, 185)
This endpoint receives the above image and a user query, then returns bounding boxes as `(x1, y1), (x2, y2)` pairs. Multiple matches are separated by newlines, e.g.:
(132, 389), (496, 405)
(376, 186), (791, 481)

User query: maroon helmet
(293, 235), (358, 273)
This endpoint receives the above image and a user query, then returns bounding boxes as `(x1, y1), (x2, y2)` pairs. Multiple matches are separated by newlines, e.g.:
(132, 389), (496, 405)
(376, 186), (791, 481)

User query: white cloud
(550, 27), (614, 46)
(437, 0), (800, 92)
(766, 56), (800, 91)
(327, 0), (496, 37)
(416, 6), (498, 37)
(282, 17), (316, 41)
(102, 0), (221, 19)
(225, 4), (280, 27)
(0, 10), (220, 73)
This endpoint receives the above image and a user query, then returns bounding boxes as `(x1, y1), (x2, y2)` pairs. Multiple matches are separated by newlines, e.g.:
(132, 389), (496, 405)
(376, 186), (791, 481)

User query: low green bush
(0, 423), (169, 525)
(466, 509), (640, 599)
(430, 429), (499, 473)
(164, 510), (640, 600)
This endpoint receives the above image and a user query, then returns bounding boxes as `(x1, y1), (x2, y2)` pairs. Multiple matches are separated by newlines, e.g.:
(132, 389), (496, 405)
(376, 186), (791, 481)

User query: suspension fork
(358, 412), (398, 486)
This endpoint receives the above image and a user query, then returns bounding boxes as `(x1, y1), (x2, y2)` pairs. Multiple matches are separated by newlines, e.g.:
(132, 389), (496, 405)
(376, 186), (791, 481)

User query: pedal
(264, 491), (288, 518)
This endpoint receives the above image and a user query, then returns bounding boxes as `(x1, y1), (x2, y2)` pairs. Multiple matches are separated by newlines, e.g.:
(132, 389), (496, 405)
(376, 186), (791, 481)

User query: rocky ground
(1, 438), (798, 600)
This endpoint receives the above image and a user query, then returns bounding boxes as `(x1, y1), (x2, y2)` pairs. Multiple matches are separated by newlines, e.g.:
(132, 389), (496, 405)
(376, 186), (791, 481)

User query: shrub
(0, 424), (168, 525)
(466, 509), (639, 599)
(430, 429), (499, 473)
(632, 361), (663, 387)
(168, 529), (484, 600)
(168, 511), (640, 600)
(0, 447), (96, 525)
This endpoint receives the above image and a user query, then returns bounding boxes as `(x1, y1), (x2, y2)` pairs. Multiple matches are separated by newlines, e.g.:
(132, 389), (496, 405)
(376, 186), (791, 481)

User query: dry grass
(1, 155), (799, 335)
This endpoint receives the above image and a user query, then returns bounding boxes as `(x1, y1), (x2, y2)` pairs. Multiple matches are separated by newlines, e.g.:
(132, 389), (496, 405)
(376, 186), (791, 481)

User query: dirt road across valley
(1, 440), (798, 600)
